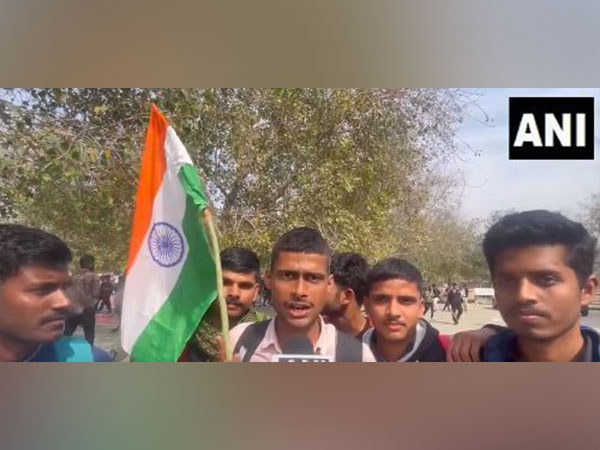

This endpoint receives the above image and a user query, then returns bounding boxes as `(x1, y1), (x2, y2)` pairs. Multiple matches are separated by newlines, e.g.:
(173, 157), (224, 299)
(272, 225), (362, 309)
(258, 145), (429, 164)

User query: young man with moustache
(362, 258), (449, 362)
(358, 256), (498, 363)
(226, 227), (370, 362)
(181, 246), (267, 362)
(322, 252), (372, 339)
(479, 210), (600, 362)
(0, 224), (112, 362)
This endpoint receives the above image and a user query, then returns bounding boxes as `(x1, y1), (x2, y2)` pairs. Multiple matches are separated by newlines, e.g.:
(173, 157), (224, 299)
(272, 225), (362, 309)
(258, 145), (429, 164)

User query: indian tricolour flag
(121, 105), (217, 361)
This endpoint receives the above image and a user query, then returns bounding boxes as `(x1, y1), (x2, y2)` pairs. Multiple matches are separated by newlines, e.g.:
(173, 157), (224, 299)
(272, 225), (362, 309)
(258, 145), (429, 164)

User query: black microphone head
(282, 336), (314, 355)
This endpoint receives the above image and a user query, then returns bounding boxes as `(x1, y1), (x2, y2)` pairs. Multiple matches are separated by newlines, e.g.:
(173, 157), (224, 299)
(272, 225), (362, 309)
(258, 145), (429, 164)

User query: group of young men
(1, 208), (599, 362)
(209, 208), (600, 362)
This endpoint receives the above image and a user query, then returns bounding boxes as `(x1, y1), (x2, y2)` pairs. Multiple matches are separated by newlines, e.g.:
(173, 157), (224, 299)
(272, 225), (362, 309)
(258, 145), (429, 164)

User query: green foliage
(0, 88), (485, 280)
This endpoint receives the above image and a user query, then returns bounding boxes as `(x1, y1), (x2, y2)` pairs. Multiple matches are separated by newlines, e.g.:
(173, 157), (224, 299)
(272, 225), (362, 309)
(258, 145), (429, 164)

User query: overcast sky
(455, 88), (600, 222)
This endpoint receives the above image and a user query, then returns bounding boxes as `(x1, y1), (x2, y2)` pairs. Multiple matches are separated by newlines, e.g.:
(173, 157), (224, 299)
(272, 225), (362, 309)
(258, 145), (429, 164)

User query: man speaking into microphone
(222, 227), (372, 362)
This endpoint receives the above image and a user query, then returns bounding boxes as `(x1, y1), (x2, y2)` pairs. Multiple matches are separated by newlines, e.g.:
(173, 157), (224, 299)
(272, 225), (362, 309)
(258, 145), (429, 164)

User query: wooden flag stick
(203, 208), (232, 360)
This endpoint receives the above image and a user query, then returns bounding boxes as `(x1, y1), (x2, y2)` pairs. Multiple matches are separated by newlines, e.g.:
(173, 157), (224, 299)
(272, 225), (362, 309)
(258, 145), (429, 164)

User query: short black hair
(366, 258), (423, 294)
(221, 247), (261, 282)
(331, 252), (369, 306)
(0, 224), (72, 283)
(79, 254), (95, 271)
(271, 227), (332, 270)
(483, 210), (597, 286)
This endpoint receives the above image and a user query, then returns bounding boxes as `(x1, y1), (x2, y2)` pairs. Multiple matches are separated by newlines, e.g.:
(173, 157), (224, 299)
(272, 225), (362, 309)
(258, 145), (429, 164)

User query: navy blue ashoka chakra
(148, 222), (185, 268)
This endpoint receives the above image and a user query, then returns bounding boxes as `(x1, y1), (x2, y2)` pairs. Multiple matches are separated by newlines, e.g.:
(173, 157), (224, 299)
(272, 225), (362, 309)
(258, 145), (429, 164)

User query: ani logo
(148, 222), (185, 268)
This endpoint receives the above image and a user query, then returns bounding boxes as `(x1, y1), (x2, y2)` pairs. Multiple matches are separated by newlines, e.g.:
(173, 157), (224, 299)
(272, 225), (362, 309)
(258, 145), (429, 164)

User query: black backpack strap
(233, 320), (271, 362)
(335, 331), (363, 362)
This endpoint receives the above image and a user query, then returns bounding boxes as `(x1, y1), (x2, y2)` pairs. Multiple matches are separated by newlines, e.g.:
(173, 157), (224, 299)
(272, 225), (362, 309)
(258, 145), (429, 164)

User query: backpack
(233, 320), (363, 362)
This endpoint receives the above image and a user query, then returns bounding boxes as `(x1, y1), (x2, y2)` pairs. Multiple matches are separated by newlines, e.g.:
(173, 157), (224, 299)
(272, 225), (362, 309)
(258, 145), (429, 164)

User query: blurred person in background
(96, 274), (114, 313)
(64, 253), (99, 345)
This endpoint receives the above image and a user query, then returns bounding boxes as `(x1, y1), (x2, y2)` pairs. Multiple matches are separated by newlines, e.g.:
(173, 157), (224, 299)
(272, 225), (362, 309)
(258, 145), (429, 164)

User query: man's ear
(326, 280), (336, 295)
(340, 288), (355, 307)
(581, 275), (598, 306)
(252, 283), (261, 303)
(327, 274), (334, 290)
(264, 271), (272, 290)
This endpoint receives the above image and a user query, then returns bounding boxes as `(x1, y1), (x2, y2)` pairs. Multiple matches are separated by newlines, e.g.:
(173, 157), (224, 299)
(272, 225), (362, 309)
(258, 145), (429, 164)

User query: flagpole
(202, 208), (232, 360)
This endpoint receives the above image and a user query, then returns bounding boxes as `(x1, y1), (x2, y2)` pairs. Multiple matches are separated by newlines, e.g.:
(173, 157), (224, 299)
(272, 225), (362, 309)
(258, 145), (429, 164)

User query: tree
(582, 194), (600, 272)
(583, 194), (600, 237)
(0, 88), (477, 272)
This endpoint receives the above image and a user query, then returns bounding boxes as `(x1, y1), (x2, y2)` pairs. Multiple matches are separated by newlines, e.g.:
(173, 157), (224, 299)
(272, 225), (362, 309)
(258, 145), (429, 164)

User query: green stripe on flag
(131, 165), (217, 361)
(179, 163), (209, 210)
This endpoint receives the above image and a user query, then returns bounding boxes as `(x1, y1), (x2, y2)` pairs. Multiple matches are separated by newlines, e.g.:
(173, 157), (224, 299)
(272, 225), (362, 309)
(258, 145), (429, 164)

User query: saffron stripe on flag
(127, 105), (168, 273)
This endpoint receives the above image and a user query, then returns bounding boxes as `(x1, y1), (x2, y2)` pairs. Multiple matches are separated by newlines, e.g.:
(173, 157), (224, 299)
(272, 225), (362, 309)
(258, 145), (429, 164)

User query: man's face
(266, 252), (333, 331)
(322, 283), (345, 319)
(492, 245), (597, 341)
(0, 265), (75, 345)
(366, 279), (424, 343)
(223, 270), (259, 320)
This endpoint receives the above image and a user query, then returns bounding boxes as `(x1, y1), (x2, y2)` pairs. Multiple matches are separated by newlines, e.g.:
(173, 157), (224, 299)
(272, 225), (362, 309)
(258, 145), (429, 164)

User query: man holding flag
(121, 106), (225, 362)
(181, 246), (269, 362)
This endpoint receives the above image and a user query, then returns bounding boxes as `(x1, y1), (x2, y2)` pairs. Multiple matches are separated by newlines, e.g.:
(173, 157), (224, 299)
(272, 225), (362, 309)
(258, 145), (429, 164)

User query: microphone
(273, 336), (332, 362)
(283, 336), (314, 355)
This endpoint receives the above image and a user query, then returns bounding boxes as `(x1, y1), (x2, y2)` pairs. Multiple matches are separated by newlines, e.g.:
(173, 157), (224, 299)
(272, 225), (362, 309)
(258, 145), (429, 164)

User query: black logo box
(509, 97), (594, 160)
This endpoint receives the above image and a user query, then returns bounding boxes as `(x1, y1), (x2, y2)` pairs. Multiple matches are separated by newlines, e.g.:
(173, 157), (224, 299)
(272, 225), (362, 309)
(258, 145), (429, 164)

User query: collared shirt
(230, 315), (374, 362)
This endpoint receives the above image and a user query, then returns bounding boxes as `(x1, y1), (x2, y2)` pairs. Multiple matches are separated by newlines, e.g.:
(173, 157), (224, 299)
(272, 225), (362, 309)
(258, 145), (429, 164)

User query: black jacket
(483, 326), (600, 362)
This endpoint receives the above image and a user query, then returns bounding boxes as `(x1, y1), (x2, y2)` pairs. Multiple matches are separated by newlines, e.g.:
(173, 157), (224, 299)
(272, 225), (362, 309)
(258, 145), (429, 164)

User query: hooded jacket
(363, 319), (448, 362)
